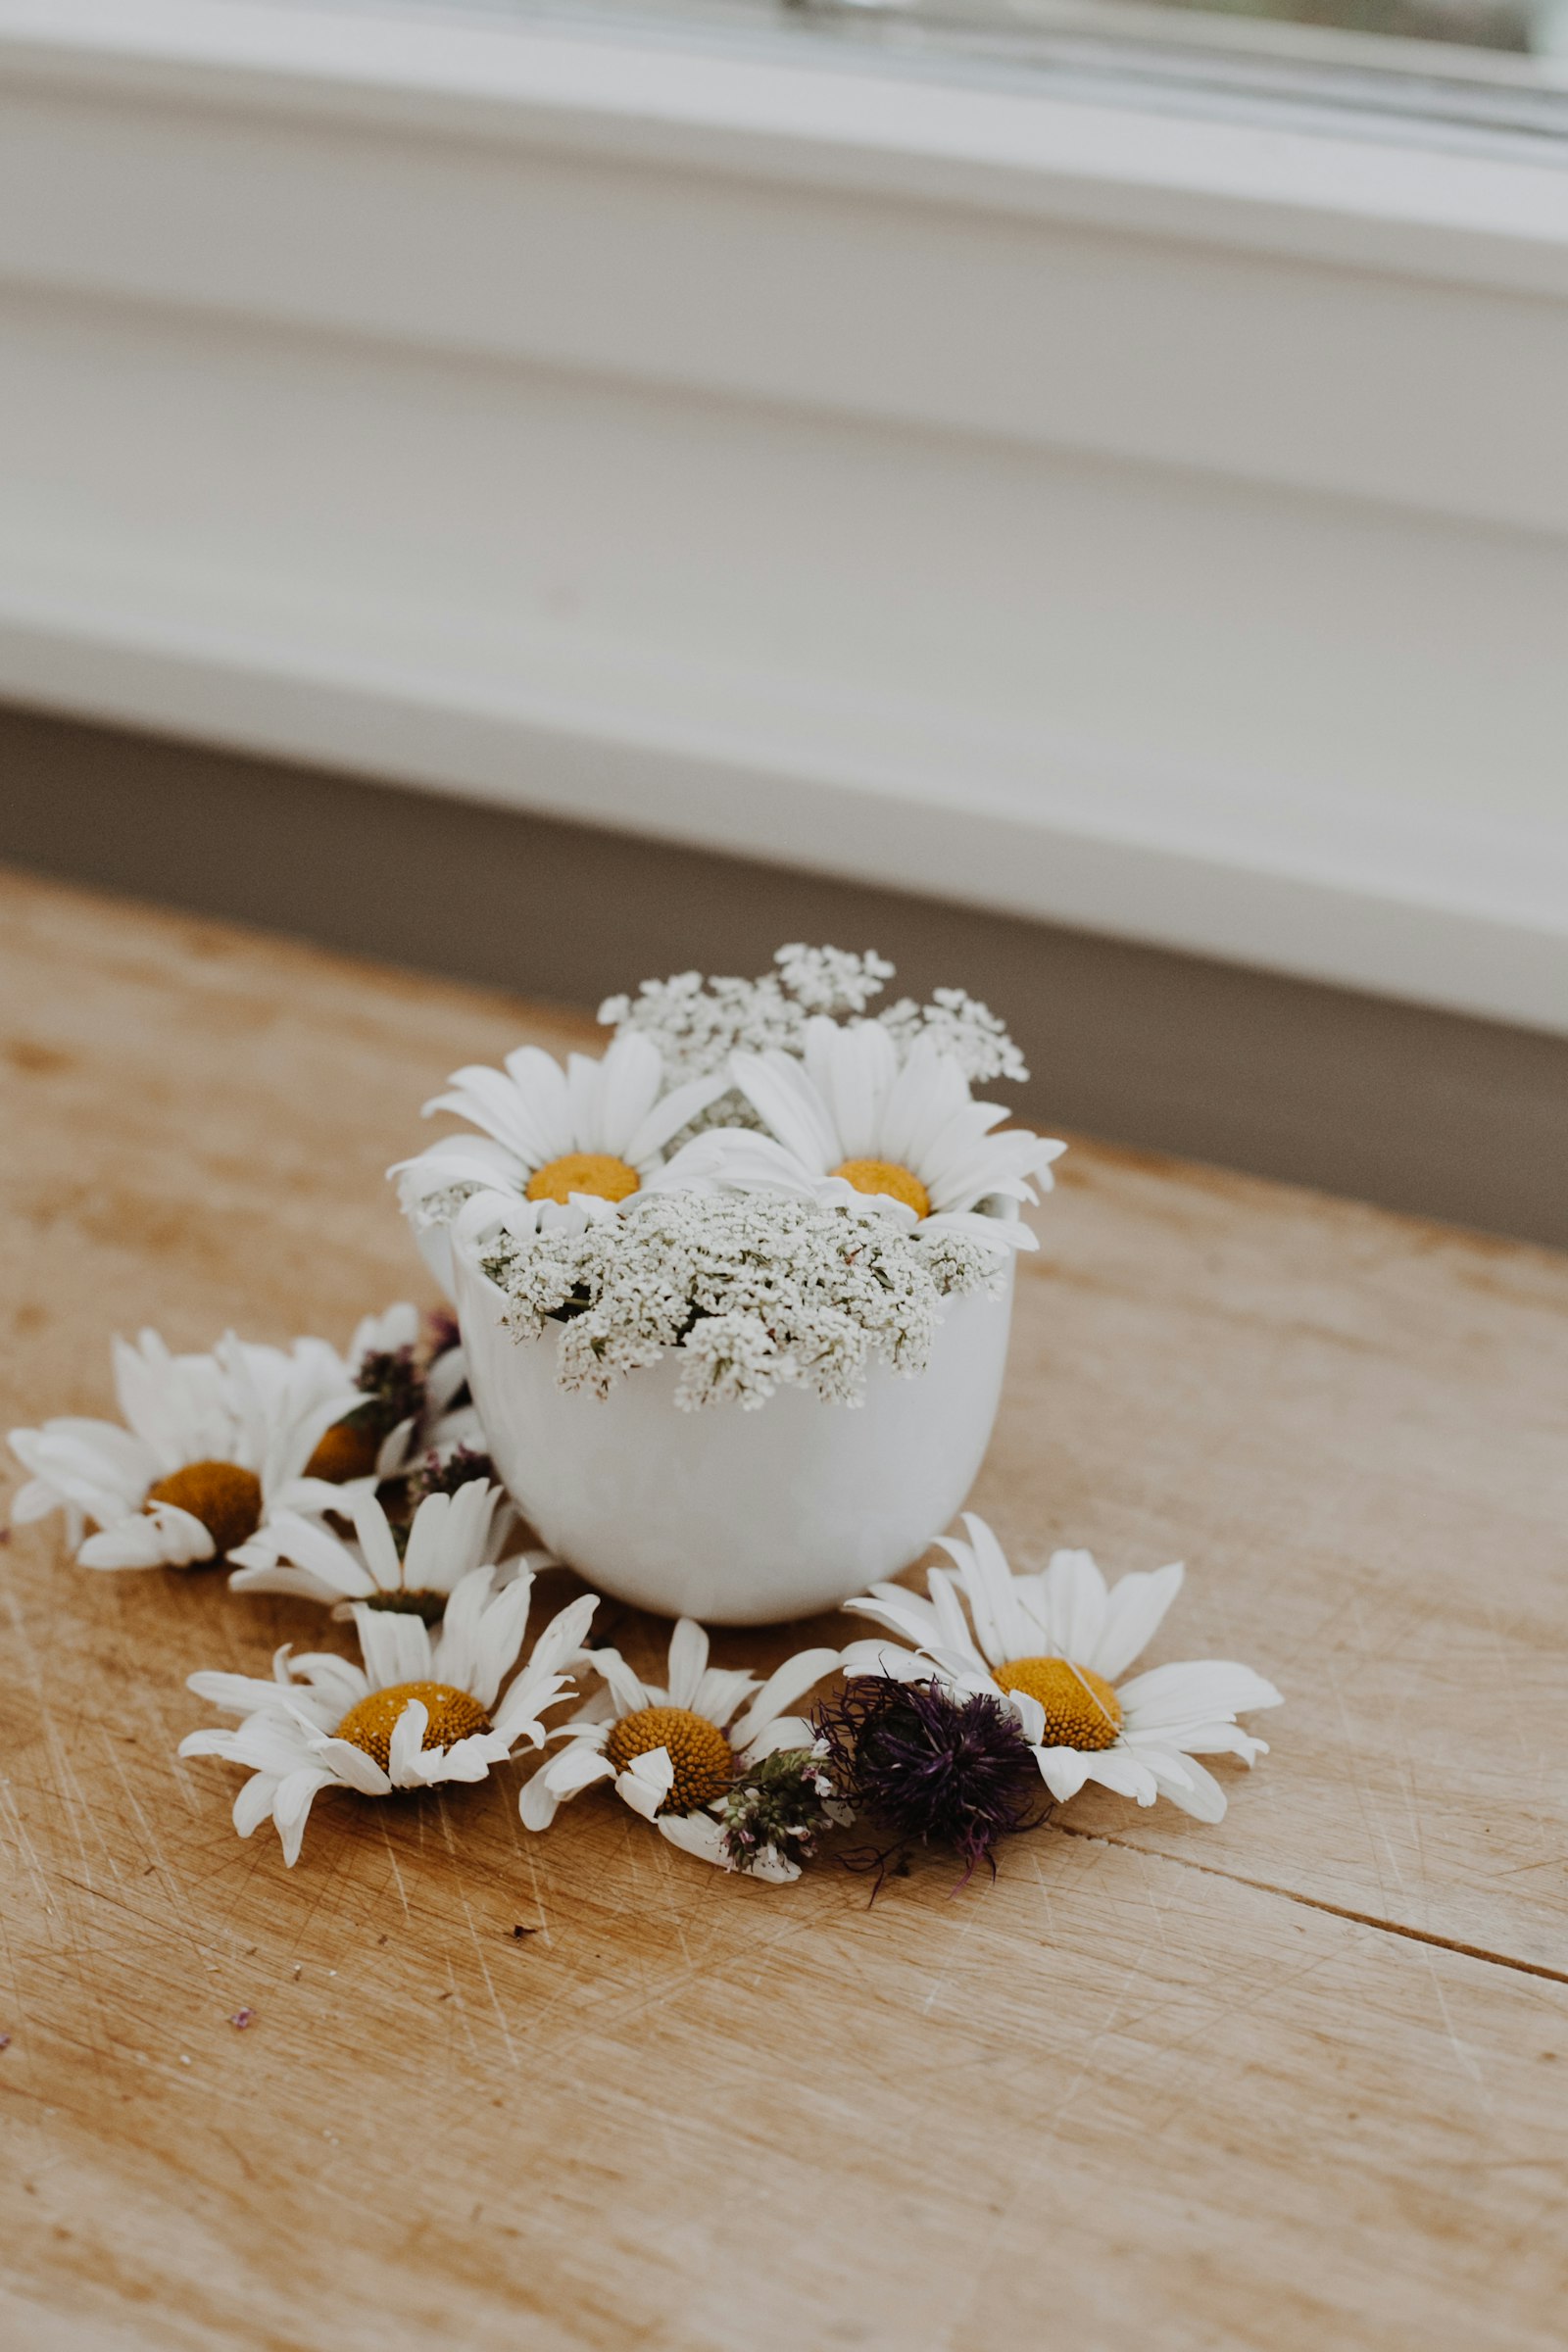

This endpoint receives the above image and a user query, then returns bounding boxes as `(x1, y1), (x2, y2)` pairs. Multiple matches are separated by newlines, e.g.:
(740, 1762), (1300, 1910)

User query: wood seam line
(1050, 1824), (1568, 1987)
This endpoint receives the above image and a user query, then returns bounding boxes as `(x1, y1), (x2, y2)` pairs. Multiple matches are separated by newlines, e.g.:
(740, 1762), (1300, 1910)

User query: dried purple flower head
(423, 1305), (461, 1359)
(813, 1675), (1049, 1887)
(354, 1344), (425, 1441)
(411, 1443), (496, 1504)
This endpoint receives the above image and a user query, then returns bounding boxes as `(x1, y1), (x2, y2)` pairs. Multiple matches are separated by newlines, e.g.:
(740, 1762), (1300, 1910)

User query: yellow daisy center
(334, 1681), (492, 1772)
(992, 1657), (1123, 1751)
(144, 1461), (263, 1558)
(525, 1152), (641, 1207)
(830, 1157), (931, 1220)
(303, 1418), (381, 1484)
(605, 1704), (733, 1815)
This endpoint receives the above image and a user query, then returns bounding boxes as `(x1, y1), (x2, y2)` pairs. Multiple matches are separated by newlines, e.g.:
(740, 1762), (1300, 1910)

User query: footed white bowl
(450, 1210), (1018, 1625)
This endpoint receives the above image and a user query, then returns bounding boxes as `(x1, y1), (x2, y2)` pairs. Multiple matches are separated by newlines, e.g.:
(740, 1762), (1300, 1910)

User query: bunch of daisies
(9, 1315), (1280, 1871)
(396, 943), (1064, 1408)
(8, 949), (1280, 1876)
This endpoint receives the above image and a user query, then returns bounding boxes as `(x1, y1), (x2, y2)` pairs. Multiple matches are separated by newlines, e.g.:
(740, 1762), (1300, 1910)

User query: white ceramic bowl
(450, 1207), (1018, 1625)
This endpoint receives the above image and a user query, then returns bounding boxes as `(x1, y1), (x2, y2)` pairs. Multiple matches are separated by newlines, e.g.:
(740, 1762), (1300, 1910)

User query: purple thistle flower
(812, 1675), (1049, 1888)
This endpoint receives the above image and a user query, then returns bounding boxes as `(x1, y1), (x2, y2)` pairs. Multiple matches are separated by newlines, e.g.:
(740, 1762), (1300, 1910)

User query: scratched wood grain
(2, 867), (1565, 2352)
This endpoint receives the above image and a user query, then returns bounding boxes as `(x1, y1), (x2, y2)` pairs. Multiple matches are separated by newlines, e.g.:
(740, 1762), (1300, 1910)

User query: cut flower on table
(178, 1566), (596, 1864)
(842, 1513), (1282, 1823)
(519, 1617), (841, 1881)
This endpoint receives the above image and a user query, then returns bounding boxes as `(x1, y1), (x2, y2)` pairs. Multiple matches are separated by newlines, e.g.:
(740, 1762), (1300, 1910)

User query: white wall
(1, 0), (1565, 1030)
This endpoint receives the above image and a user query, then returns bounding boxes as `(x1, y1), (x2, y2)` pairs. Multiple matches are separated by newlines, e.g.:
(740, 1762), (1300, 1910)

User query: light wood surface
(2, 867), (1564, 2352)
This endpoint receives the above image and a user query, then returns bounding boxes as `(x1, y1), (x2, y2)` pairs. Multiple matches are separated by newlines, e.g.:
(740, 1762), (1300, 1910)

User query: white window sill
(2, 0), (1565, 1031)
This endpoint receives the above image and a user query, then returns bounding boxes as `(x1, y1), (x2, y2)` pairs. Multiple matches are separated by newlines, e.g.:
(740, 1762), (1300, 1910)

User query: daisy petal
(1038, 1548), (1109, 1668)
(1117, 1660), (1283, 1732)
(657, 1810), (730, 1870)
(272, 1766), (337, 1867)
(730, 1647), (839, 1751)
(1033, 1745), (1098, 1804)
(386, 1700), (430, 1788)
(616, 1746), (675, 1822)
(665, 1618), (710, 1708)
(1092, 1563), (1186, 1681)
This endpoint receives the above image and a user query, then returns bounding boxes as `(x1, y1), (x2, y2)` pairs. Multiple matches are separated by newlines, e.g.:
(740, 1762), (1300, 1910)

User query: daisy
(227, 1479), (530, 1620)
(519, 1619), (840, 1881)
(296, 1301), (471, 1487)
(391, 1032), (730, 1239)
(178, 1565), (597, 1865)
(663, 1018), (1063, 1254)
(8, 1329), (359, 1572)
(842, 1513), (1281, 1821)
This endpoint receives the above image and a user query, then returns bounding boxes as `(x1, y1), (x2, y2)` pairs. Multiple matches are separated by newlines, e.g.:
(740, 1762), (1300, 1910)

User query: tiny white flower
(474, 1189), (996, 1411)
(842, 1513), (1281, 1823)
(179, 1566), (597, 1865)
(520, 1618), (839, 1882)
(662, 1019), (1062, 1256)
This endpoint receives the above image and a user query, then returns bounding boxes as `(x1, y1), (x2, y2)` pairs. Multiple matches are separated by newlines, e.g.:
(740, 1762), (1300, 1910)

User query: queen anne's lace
(876, 988), (1029, 1087)
(598, 945), (1027, 1090)
(480, 1192), (1000, 1411)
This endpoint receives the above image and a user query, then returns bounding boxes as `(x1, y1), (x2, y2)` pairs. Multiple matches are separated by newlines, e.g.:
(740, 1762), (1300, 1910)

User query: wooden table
(3, 867), (1564, 2352)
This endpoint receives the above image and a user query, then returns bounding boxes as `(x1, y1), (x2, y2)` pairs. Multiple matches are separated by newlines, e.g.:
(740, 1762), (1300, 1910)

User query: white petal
(1038, 1547), (1109, 1667)
(665, 1618), (710, 1709)
(838, 1637), (928, 1683)
(945, 1514), (1030, 1667)
(625, 1066), (732, 1166)
(353, 1604), (433, 1691)
(313, 1737), (393, 1796)
(231, 1774), (280, 1839)
(616, 1747), (674, 1822)
(585, 1646), (651, 1718)
(1075, 1743), (1161, 1806)
(657, 1810), (730, 1870)
(1140, 1747), (1229, 1822)
(1091, 1563), (1186, 1682)
(730, 1051), (839, 1172)
(272, 1766), (337, 1866)
(351, 1493), (406, 1593)
(1118, 1660), (1283, 1733)
(730, 1647), (840, 1750)
(842, 1583), (953, 1657)
(386, 1700), (430, 1788)
(1033, 1745), (1097, 1803)
(588, 1034), (662, 1157)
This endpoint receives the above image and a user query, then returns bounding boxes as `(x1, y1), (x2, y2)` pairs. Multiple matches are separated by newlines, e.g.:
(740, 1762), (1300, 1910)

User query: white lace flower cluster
(599, 944), (1028, 1090)
(879, 986), (1029, 1088)
(480, 1190), (1000, 1411)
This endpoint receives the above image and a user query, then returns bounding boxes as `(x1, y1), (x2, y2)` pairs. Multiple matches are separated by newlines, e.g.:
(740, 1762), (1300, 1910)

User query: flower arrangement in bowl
(391, 947), (1064, 1624)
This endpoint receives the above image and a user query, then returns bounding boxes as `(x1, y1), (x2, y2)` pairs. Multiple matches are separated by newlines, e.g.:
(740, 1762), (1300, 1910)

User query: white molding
(1, 0), (1565, 1033)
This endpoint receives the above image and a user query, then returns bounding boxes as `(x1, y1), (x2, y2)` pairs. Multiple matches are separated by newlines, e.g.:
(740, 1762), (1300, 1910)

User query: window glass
(311, 0), (1568, 149)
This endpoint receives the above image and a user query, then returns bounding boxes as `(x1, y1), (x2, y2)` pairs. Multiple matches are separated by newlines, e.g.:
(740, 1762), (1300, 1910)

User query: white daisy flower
(227, 1480), (531, 1619)
(519, 1618), (840, 1882)
(178, 1565), (597, 1865)
(662, 1018), (1063, 1255)
(390, 1032), (730, 1247)
(842, 1513), (1281, 1822)
(8, 1330), (359, 1572)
